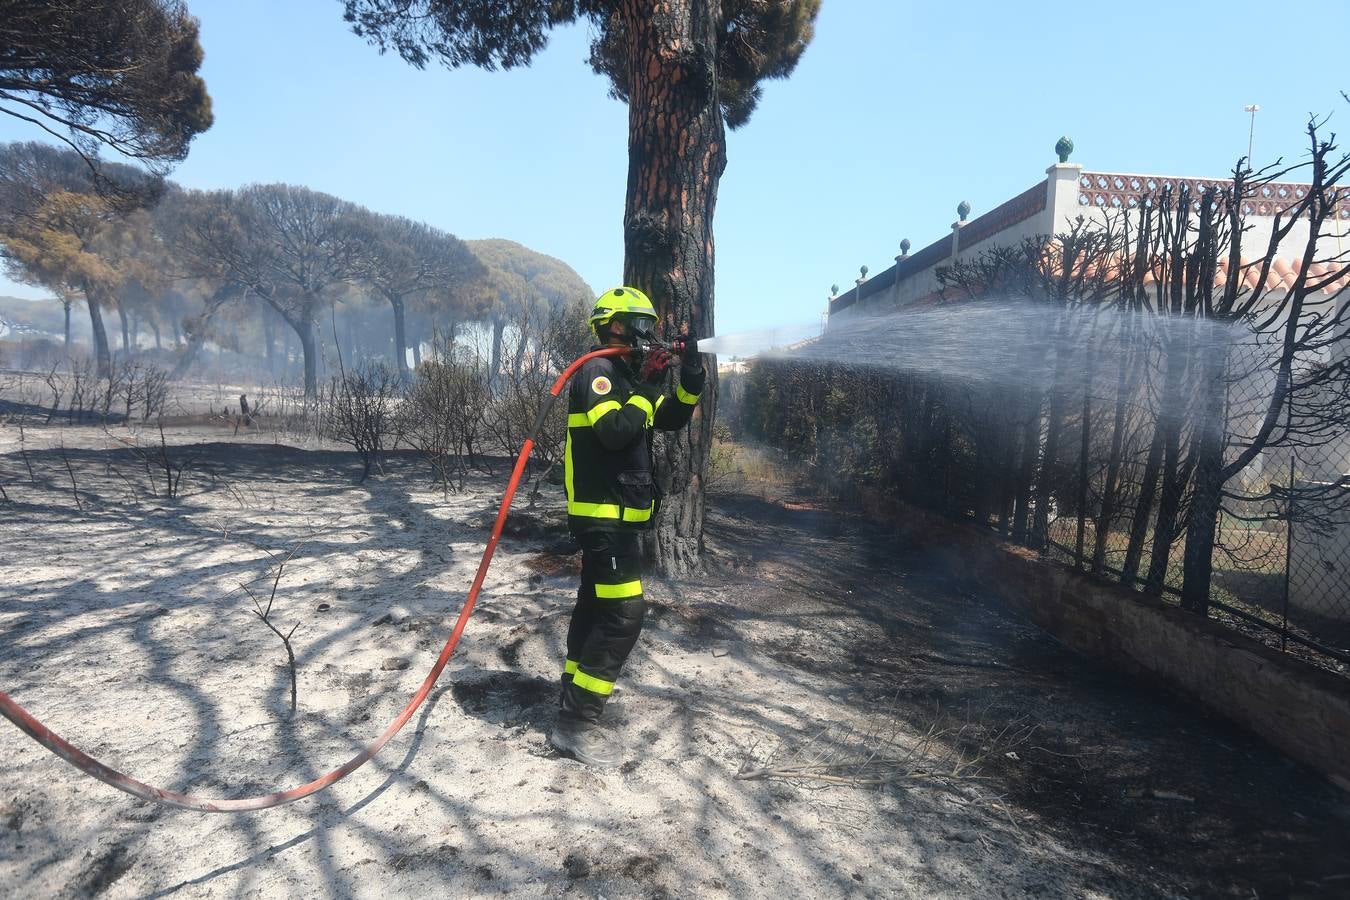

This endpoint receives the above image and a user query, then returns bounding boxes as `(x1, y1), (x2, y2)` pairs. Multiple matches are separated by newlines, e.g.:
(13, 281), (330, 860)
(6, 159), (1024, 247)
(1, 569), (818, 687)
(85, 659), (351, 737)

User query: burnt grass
(4, 439), (1347, 895)
(697, 489), (1350, 898)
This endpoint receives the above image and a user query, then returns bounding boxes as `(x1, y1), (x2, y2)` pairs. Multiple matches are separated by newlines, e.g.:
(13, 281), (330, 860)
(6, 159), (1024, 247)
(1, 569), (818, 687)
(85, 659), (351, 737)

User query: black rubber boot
(548, 718), (623, 768)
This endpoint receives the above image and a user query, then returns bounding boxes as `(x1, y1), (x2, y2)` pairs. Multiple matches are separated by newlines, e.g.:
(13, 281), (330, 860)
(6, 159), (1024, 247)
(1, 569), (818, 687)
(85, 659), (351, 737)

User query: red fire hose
(0, 347), (628, 812)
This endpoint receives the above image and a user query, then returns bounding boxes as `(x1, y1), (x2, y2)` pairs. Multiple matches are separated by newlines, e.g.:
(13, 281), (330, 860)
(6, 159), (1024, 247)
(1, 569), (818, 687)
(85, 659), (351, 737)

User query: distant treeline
(0, 142), (592, 393)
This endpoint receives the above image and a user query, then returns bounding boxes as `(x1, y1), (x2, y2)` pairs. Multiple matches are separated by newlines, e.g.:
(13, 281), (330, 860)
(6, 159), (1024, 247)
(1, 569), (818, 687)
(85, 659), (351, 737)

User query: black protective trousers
(559, 530), (647, 724)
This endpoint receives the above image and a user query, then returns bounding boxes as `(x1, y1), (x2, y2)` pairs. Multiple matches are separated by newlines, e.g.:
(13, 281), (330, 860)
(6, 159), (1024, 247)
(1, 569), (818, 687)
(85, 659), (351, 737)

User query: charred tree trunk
(1180, 337), (1228, 613)
(997, 414), (1017, 536)
(1032, 312), (1072, 549)
(1074, 341), (1095, 567)
(1122, 402), (1165, 586)
(620, 0), (727, 575)
(62, 298), (72, 349)
(151, 319), (162, 351)
(1092, 321), (1136, 575)
(1145, 414), (1186, 596)
(1011, 393), (1041, 544)
(1143, 322), (1197, 597)
(83, 288), (112, 378)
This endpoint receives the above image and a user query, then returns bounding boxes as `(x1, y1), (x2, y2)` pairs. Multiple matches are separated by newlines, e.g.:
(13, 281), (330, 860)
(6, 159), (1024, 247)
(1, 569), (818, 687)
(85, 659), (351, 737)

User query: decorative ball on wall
(900, 238), (911, 256)
(1056, 136), (1074, 163)
(859, 265), (869, 278)
(957, 200), (971, 222)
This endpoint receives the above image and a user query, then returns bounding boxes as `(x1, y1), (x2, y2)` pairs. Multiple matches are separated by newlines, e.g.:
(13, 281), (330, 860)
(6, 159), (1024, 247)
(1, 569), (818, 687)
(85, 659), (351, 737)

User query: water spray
(639, 323), (822, 361)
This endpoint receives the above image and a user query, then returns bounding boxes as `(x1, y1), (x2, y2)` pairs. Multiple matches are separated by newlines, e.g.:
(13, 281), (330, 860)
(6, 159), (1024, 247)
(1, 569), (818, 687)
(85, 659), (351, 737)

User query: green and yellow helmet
(589, 286), (658, 340)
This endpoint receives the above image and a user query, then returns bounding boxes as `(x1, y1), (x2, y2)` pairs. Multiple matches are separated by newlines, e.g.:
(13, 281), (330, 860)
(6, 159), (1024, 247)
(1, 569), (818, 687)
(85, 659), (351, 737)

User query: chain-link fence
(737, 308), (1350, 678)
(1038, 329), (1350, 673)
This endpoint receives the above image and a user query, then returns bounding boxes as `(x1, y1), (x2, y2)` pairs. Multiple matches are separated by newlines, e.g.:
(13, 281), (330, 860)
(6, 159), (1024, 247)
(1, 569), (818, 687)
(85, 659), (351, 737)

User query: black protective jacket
(564, 352), (705, 534)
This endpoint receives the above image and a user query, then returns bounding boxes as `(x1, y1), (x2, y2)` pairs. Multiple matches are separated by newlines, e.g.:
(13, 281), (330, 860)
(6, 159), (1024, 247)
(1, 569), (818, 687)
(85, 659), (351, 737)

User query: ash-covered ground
(1, 431), (1347, 898)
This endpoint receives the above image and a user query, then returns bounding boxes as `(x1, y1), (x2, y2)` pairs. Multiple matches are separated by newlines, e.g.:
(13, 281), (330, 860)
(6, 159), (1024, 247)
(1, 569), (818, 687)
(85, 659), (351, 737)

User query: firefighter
(547, 286), (705, 767)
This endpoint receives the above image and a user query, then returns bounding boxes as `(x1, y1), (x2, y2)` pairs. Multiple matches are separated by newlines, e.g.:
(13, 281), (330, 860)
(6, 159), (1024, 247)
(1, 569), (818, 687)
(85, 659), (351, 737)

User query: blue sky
(2, 0), (1346, 337)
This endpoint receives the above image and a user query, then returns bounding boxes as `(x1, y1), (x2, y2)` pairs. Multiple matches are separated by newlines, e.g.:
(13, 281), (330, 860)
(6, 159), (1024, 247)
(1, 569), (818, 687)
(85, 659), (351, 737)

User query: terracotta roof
(1139, 254), (1346, 296)
(1231, 256), (1350, 295)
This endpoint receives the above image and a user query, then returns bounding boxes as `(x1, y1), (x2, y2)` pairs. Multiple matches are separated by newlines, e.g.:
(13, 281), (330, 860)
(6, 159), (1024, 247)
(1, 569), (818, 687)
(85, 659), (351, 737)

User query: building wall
(830, 166), (1067, 321)
(832, 160), (1350, 324)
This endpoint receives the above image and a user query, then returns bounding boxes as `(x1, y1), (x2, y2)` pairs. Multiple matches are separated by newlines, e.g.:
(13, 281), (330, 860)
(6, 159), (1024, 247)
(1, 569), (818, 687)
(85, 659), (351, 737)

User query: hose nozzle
(669, 335), (698, 357)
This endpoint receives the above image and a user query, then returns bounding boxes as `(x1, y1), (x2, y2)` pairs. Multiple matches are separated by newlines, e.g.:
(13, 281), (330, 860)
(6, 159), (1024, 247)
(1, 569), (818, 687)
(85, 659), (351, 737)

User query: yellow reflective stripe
(564, 659), (579, 675)
(587, 399), (622, 425)
(568, 500), (621, 519)
(622, 505), (653, 523)
(567, 501), (653, 521)
(676, 383), (700, 405)
(595, 579), (643, 599)
(571, 670), (615, 696)
(626, 394), (654, 419)
(567, 413), (590, 427)
(565, 433), (575, 504)
(654, 395), (666, 413)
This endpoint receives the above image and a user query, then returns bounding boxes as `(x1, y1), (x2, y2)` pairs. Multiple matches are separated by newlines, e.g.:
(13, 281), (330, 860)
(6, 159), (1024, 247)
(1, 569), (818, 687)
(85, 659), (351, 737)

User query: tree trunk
(489, 316), (505, 390)
(171, 317), (182, 349)
(343, 311), (356, 368)
(1144, 415), (1186, 597)
(512, 321), (528, 378)
(996, 400), (1018, 536)
(261, 306), (276, 377)
(299, 311), (318, 397)
(1180, 339), (1228, 613)
(621, 0), (727, 575)
(1074, 356), (1093, 567)
(389, 294), (410, 382)
(151, 320), (162, 351)
(281, 328), (293, 375)
(83, 289), (112, 378)
(1011, 393), (1041, 544)
(1122, 406), (1165, 586)
(116, 302), (131, 356)
(1092, 326), (1135, 575)
(62, 299), (72, 349)
(170, 332), (205, 379)
(1032, 312), (1072, 548)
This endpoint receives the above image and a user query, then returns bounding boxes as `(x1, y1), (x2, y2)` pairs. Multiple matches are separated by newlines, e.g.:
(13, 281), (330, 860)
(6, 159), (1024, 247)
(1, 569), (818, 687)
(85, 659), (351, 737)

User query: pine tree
(342, 0), (821, 572)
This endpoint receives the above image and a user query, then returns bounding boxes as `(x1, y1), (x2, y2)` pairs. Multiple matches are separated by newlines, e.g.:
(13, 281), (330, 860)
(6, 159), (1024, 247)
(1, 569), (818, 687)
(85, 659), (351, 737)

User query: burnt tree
(341, 0), (821, 574)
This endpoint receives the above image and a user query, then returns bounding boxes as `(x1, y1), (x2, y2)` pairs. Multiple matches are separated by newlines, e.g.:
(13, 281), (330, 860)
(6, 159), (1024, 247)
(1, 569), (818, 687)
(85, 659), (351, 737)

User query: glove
(638, 347), (673, 384)
(679, 332), (702, 371)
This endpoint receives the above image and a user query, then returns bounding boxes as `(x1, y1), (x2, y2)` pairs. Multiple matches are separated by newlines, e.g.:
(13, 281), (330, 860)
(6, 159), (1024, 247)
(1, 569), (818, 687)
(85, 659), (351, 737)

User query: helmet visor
(616, 312), (658, 343)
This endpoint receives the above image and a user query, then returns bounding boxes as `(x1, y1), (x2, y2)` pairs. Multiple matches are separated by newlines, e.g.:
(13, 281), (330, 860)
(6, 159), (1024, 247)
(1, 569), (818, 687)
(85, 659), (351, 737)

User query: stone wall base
(871, 500), (1350, 792)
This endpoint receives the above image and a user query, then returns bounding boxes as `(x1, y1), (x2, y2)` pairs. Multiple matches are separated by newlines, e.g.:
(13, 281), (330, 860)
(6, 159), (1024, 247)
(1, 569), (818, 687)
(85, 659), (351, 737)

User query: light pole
(1244, 104), (1260, 164)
